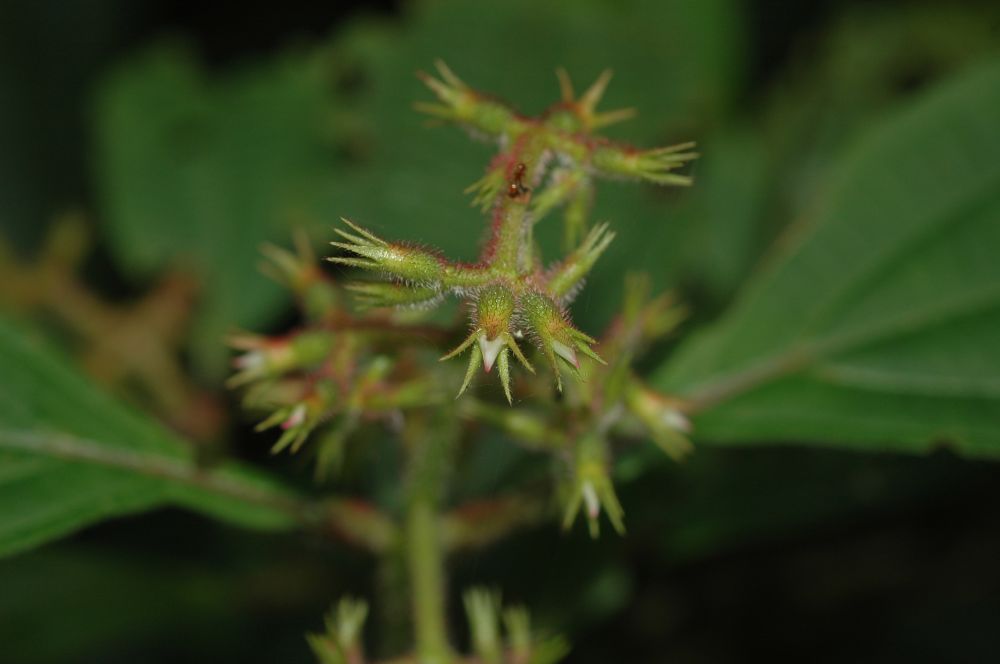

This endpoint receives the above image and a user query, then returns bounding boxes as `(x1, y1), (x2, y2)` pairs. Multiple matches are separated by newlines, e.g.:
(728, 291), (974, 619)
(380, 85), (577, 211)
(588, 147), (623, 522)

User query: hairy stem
(490, 199), (531, 274)
(403, 416), (457, 663)
(488, 139), (547, 275)
(407, 497), (450, 663)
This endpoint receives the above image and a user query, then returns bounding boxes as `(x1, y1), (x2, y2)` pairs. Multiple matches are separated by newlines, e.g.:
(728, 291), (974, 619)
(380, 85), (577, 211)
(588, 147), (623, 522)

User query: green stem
(491, 197), (531, 274)
(403, 417), (457, 664)
(407, 497), (450, 663)
(490, 137), (547, 275)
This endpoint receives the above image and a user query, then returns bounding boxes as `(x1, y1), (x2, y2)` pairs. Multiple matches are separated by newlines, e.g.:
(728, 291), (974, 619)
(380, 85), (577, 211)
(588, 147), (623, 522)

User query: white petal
(234, 350), (265, 371)
(282, 404), (306, 430)
(582, 481), (600, 519)
(662, 409), (692, 434)
(478, 335), (506, 373)
(551, 340), (578, 367)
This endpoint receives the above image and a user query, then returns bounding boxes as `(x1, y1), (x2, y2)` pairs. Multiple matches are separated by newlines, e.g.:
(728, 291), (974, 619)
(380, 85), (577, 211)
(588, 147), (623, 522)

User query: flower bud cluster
(463, 588), (569, 664)
(233, 65), (698, 541)
(229, 239), (444, 476)
(329, 63), (695, 407)
(459, 276), (693, 537)
(228, 62), (703, 664)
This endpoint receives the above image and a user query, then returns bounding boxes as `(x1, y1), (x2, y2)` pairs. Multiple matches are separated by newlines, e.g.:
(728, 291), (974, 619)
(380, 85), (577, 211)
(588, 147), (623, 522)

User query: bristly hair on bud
(328, 218), (446, 286)
(440, 285), (534, 404)
(518, 290), (605, 392)
(545, 222), (616, 302)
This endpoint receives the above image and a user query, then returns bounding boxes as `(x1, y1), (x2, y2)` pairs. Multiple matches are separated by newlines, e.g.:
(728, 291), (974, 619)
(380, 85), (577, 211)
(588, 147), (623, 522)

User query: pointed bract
(562, 448), (625, 538)
(520, 290), (603, 388)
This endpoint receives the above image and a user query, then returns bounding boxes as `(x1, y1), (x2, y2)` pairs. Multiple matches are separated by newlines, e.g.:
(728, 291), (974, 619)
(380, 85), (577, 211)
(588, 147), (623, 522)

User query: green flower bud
(440, 284), (533, 404)
(592, 141), (698, 186)
(329, 218), (445, 285)
(307, 597), (369, 664)
(345, 281), (442, 310)
(626, 381), (693, 461)
(520, 290), (604, 390)
(259, 234), (339, 322)
(562, 433), (624, 538)
(464, 588), (503, 664)
(476, 285), (516, 369)
(227, 330), (334, 387)
(415, 60), (519, 138)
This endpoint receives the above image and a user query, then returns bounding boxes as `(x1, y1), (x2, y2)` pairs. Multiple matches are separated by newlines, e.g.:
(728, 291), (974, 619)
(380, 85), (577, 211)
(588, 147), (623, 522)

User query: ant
(507, 162), (529, 198)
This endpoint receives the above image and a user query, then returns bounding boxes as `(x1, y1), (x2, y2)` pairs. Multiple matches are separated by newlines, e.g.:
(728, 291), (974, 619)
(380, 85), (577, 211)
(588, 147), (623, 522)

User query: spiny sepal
(307, 597), (369, 664)
(625, 380), (693, 461)
(441, 285), (534, 403)
(415, 59), (518, 138)
(345, 281), (442, 310)
(328, 218), (445, 285)
(465, 166), (508, 212)
(561, 434), (624, 538)
(592, 141), (699, 186)
(548, 68), (636, 134)
(258, 232), (340, 322)
(463, 588), (571, 664)
(520, 290), (605, 391)
(545, 222), (616, 301)
(256, 393), (326, 455)
(441, 327), (533, 405)
(227, 330), (334, 388)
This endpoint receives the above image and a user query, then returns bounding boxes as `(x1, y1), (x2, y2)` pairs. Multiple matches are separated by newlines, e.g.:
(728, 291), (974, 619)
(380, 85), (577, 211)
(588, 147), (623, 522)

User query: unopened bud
(592, 142), (697, 186)
(441, 284), (533, 403)
(307, 597), (369, 664)
(329, 218), (445, 285)
(521, 290), (604, 390)
(626, 382), (693, 461)
(562, 434), (624, 538)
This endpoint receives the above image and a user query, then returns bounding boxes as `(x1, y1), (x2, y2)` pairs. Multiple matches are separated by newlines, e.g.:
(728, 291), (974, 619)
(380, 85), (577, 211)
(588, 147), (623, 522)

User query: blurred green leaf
(93, 44), (338, 377)
(761, 3), (1000, 226)
(0, 316), (306, 558)
(664, 128), (771, 303)
(655, 59), (1000, 455)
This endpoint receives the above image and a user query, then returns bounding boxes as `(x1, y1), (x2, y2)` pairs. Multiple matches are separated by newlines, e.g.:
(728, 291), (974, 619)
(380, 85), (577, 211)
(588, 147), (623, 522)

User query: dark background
(1, 1), (999, 663)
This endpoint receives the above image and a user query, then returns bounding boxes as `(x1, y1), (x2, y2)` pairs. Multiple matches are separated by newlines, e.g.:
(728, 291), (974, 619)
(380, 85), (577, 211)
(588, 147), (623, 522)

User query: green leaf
(655, 59), (1000, 456)
(660, 128), (771, 303)
(0, 316), (306, 558)
(92, 44), (338, 378)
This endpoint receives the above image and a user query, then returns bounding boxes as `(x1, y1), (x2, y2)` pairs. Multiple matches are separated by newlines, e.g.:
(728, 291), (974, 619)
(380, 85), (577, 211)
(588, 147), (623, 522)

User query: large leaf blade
(655, 59), (1000, 455)
(0, 317), (304, 558)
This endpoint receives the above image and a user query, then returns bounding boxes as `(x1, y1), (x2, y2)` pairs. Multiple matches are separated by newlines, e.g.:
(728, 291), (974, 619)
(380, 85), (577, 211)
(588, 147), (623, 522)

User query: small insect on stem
(507, 162), (529, 198)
